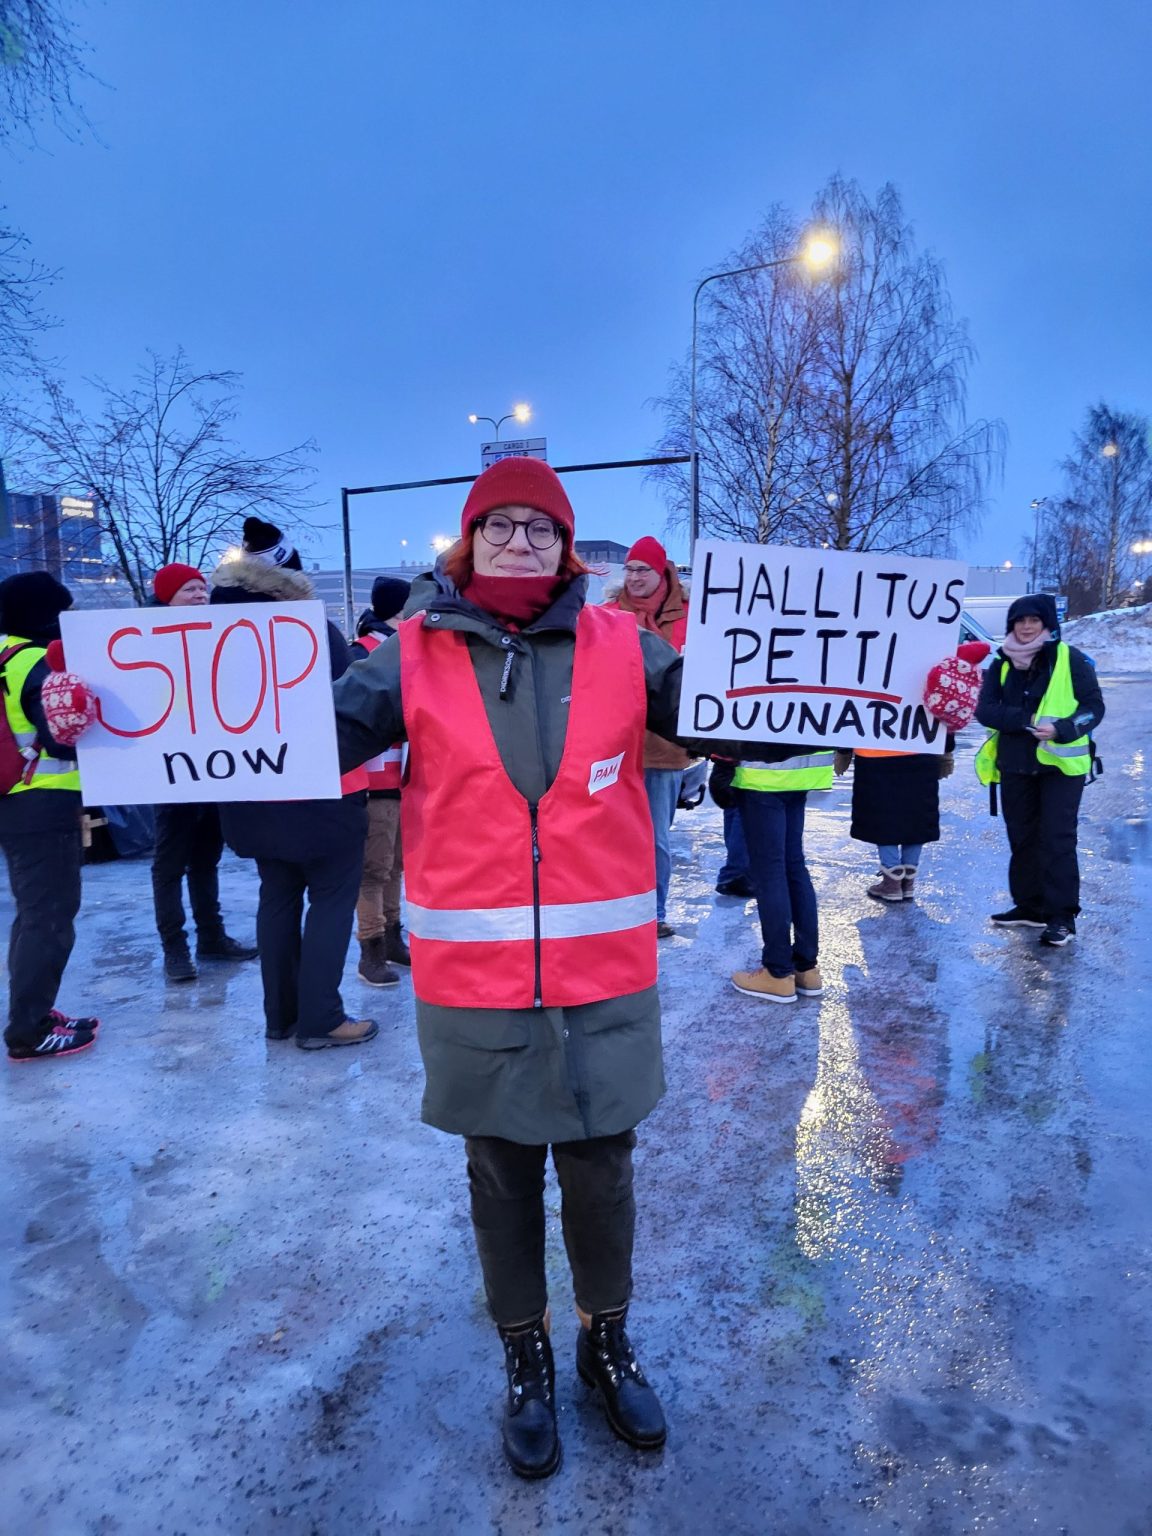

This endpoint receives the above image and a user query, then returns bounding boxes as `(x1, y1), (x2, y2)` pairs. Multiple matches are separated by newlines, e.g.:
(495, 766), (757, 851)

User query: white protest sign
(60, 601), (342, 804)
(678, 543), (968, 754)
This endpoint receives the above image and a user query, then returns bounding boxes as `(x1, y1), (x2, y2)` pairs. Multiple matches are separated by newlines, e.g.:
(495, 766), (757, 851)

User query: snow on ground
(1063, 601), (1152, 672)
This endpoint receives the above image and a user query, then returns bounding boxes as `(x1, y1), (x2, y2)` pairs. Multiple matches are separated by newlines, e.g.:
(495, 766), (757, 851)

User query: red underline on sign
(725, 685), (902, 703)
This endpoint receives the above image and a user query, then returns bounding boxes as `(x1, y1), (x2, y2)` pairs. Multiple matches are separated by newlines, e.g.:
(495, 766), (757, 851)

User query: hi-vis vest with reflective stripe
(355, 633), (403, 791)
(1, 638), (80, 795)
(974, 643), (1091, 785)
(398, 605), (657, 1010)
(732, 752), (834, 793)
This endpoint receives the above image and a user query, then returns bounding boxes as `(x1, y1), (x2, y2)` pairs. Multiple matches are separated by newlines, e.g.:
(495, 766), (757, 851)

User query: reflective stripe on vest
(398, 605), (657, 1010)
(732, 752), (834, 793)
(1, 638), (81, 796)
(356, 633), (404, 789)
(974, 645), (1091, 785)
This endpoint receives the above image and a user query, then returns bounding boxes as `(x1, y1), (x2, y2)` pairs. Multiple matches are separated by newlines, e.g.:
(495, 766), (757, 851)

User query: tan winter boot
(867, 866), (906, 903)
(731, 968), (797, 1004)
(901, 867), (918, 900)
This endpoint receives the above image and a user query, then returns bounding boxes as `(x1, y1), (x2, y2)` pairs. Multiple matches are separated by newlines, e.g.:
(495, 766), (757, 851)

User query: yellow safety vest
(1, 636), (81, 795)
(974, 643), (1091, 785)
(733, 752), (834, 793)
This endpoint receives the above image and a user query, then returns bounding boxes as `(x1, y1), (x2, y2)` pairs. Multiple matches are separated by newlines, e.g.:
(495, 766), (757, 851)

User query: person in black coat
(843, 740), (955, 903)
(210, 519), (377, 1049)
(974, 593), (1105, 947)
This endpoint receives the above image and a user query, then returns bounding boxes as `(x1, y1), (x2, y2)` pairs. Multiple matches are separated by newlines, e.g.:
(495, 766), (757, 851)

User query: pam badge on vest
(588, 751), (625, 795)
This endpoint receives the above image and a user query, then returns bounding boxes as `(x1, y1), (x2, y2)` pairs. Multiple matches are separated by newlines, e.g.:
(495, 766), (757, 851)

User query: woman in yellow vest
(974, 593), (1104, 947)
(0, 573), (99, 1061)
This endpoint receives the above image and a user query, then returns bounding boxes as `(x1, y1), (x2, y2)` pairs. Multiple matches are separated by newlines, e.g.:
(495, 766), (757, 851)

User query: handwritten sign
(678, 543), (967, 753)
(60, 601), (342, 803)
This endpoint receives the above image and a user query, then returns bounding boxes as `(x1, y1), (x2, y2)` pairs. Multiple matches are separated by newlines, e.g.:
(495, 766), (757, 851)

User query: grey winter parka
(332, 565), (689, 1144)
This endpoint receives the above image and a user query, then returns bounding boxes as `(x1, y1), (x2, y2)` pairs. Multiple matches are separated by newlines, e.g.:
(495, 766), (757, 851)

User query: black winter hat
(0, 571), (73, 640)
(371, 575), (411, 620)
(242, 516), (302, 571)
(1006, 593), (1059, 637)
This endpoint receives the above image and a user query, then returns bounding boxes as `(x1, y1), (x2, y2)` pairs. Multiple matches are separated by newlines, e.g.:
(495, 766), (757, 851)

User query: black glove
(708, 759), (737, 810)
(938, 752), (955, 780)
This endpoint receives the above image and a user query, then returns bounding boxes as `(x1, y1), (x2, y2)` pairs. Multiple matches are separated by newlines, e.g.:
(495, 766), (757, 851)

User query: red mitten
(957, 640), (991, 666)
(40, 671), (99, 746)
(45, 639), (67, 672)
(923, 654), (983, 730)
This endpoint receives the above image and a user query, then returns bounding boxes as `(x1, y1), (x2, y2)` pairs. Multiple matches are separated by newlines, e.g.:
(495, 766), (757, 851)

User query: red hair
(440, 528), (589, 592)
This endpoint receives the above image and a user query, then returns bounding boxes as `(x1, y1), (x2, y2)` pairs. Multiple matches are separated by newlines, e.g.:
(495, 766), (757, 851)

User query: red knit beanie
(460, 458), (575, 539)
(154, 563), (205, 605)
(625, 536), (667, 571)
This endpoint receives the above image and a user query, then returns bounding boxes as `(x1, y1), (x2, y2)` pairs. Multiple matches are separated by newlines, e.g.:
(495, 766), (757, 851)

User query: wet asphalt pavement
(2, 674), (1151, 1535)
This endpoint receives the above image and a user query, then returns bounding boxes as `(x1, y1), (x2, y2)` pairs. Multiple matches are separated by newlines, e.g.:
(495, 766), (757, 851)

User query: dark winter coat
(974, 640), (1104, 776)
(332, 563), (691, 1144)
(210, 556), (362, 863)
(849, 751), (947, 847)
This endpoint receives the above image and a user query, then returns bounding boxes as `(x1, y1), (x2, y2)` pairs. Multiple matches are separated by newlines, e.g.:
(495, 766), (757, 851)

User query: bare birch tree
(10, 350), (317, 601)
(0, 0), (90, 142)
(1034, 404), (1152, 614)
(652, 176), (1002, 554)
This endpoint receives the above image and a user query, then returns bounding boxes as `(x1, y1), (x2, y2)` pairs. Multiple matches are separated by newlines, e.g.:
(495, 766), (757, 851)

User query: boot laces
(502, 1324), (552, 1407)
(591, 1313), (647, 1388)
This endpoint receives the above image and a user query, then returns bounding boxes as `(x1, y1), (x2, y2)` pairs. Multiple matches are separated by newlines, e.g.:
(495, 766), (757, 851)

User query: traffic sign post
(480, 437), (548, 469)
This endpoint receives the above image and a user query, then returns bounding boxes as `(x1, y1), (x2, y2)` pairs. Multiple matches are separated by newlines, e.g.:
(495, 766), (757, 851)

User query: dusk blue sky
(5, 0), (1151, 576)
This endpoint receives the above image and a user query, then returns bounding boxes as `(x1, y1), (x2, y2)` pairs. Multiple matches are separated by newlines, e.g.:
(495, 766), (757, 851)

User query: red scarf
(466, 573), (566, 630)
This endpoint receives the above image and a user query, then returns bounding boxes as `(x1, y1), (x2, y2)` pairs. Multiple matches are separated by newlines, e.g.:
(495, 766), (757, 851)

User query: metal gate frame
(339, 454), (691, 636)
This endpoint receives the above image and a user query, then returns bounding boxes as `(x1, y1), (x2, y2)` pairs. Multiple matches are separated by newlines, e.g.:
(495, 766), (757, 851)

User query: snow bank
(1063, 602), (1152, 672)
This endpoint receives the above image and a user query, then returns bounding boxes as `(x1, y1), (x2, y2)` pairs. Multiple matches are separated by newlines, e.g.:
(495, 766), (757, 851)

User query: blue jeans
(644, 769), (680, 923)
(737, 788), (819, 978)
(877, 843), (923, 869)
(718, 805), (750, 884)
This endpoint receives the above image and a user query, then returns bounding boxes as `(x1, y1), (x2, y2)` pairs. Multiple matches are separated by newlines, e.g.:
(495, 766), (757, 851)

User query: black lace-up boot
(498, 1319), (561, 1479)
(576, 1306), (666, 1448)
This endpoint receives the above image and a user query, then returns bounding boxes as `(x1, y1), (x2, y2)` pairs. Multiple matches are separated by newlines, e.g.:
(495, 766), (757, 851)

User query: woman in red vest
(334, 459), (685, 1478)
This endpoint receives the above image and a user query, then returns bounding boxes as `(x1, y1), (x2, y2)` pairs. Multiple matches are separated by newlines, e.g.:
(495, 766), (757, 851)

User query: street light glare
(513, 403), (532, 424)
(1102, 441), (1120, 457)
(802, 234), (838, 270)
(431, 534), (453, 553)
(467, 413), (479, 424)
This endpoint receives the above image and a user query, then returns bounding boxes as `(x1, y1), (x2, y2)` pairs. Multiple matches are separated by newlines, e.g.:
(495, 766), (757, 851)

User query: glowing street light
(468, 404), (532, 440)
(431, 534), (453, 554)
(1132, 538), (1152, 556)
(689, 231), (840, 552)
(1101, 441), (1120, 458)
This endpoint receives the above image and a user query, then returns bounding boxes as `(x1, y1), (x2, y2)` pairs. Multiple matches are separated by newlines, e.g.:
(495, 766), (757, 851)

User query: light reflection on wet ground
(2, 676), (1151, 1533)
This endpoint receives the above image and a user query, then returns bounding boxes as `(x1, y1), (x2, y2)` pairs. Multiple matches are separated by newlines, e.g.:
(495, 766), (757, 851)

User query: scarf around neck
(617, 572), (671, 634)
(1001, 628), (1052, 669)
(465, 572), (566, 631)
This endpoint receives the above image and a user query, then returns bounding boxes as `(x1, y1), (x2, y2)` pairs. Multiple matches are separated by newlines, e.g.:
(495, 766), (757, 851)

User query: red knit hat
(625, 536), (667, 571)
(460, 458), (575, 539)
(154, 563), (205, 605)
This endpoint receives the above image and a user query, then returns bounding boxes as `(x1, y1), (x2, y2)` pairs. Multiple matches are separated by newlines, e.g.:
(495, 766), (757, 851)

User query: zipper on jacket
(530, 804), (543, 1009)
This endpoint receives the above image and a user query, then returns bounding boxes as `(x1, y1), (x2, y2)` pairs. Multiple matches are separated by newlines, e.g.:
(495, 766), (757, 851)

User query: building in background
(574, 538), (629, 565)
(0, 492), (127, 606)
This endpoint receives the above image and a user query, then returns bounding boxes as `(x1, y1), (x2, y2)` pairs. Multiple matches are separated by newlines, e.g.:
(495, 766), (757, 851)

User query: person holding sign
(974, 594), (1104, 948)
(333, 458), (683, 1479)
(602, 537), (691, 938)
(210, 523), (378, 1049)
(0, 573), (100, 1062)
(149, 563), (258, 982)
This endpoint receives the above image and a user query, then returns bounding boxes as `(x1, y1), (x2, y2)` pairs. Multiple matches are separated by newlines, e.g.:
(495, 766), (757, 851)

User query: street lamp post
(1030, 497), (1048, 590)
(688, 237), (838, 557)
(468, 404), (532, 441)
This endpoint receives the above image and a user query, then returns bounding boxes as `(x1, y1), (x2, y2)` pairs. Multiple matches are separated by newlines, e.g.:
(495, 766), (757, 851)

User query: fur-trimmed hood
(210, 555), (315, 604)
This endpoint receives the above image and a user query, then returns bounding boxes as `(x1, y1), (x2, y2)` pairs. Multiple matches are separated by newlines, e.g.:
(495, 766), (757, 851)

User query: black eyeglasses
(478, 514), (563, 550)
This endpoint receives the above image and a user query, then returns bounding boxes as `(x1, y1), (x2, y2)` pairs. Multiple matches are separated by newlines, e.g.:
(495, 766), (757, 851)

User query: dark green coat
(333, 567), (687, 1144)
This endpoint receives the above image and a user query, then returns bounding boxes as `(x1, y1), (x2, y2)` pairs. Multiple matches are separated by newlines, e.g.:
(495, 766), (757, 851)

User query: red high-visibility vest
(355, 633), (403, 791)
(398, 604), (657, 1009)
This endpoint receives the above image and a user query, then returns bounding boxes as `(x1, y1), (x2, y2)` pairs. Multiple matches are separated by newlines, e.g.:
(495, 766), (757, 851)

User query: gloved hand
(708, 758), (737, 810)
(938, 752), (955, 780)
(40, 670), (98, 746)
(833, 749), (853, 776)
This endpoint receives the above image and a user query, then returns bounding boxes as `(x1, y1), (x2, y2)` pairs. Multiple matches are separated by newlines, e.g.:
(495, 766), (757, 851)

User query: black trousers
(464, 1131), (637, 1328)
(1000, 771), (1085, 923)
(151, 804), (226, 950)
(253, 805), (366, 1039)
(0, 802), (83, 1048)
